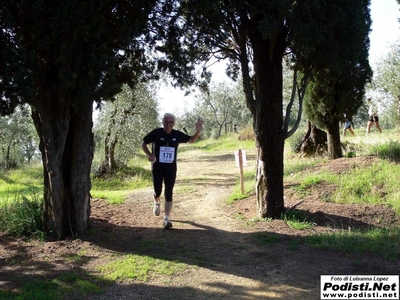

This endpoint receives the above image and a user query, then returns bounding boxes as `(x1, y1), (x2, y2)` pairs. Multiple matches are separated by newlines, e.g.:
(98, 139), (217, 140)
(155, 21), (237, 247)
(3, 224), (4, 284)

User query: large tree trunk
(32, 97), (93, 239)
(326, 121), (343, 159)
(252, 21), (286, 219)
(254, 83), (285, 218)
(298, 121), (327, 157)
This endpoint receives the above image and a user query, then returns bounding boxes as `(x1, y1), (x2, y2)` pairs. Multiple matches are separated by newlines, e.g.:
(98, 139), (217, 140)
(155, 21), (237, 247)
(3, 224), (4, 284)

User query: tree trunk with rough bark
(299, 121), (327, 157)
(326, 121), (343, 159)
(252, 22), (286, 219)
(32, 97), (93, 239)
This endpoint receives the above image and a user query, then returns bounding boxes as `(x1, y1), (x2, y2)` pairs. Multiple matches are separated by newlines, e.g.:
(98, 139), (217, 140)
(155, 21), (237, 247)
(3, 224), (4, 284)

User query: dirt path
(87, 149), (303, 299)
(1, 148), (399, 299)
(85, 149), (399, 299)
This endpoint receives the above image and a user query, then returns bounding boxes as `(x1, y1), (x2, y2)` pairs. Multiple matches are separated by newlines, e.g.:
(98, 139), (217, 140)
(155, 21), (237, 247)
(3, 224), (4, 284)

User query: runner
(141, 113), (203, 229)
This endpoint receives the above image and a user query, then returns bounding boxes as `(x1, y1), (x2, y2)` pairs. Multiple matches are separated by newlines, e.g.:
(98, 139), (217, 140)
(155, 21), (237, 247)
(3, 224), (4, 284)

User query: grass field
(0, 129), (399, 299)
(2, 129), (400, 222)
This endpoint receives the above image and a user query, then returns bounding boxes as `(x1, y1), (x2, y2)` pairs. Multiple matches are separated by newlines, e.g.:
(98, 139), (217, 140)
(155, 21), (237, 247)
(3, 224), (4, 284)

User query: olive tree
(0, 0), (161, 238)
(94, 83), (159, 174)
(0, 105), (38, 170)
(180, 82), (252, 139)
(373, 43), (400, 127)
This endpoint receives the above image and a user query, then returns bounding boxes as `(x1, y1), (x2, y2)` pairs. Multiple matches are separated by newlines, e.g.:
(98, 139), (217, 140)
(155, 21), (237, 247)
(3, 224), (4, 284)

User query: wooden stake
(238, 149), (244, 194)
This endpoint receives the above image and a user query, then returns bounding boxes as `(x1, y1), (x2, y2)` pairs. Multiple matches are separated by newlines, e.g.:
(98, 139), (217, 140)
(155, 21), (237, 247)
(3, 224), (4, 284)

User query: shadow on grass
(80, 215), (398, 299)
(0, 237), (109, 299)
(1, 211), (399, 300)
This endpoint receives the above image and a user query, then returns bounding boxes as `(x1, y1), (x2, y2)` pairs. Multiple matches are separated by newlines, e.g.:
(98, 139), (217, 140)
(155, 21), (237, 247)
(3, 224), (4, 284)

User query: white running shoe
(153, 201), (160, 216)
(163, 220), (172, 229)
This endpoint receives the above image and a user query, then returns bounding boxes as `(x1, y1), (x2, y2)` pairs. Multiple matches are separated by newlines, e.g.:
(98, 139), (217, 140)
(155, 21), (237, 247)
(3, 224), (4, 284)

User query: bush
(0, 195), (44, 238)
(372, 140), (400, 161)
(286, 129), (307, 153)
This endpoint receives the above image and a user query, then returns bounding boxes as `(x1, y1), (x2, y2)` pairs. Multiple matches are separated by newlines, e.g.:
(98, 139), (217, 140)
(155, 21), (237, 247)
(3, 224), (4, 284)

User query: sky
(158, 0), (400, 115)
(369, 0), (400, 65)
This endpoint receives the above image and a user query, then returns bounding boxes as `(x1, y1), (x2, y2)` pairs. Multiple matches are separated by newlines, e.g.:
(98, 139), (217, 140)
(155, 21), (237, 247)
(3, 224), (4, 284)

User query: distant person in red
(141, 113), (204, 229)
(366, 98), (382, 134)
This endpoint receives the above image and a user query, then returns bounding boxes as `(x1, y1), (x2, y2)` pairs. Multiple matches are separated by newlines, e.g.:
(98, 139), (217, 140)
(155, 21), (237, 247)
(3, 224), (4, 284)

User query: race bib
(159, 146), (175, 163)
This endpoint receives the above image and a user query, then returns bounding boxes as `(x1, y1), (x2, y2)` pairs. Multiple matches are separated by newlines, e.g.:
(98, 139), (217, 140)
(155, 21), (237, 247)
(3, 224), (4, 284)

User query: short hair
(162, 113), (176, 123)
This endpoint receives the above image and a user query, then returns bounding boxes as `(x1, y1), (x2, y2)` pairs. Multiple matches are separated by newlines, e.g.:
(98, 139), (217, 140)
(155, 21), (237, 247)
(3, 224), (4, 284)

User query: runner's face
(163, 118), (175, 133)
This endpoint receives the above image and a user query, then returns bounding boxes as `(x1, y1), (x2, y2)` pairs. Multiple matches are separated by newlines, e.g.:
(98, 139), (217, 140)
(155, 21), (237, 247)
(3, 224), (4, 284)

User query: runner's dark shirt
(143, 128), (191, 171)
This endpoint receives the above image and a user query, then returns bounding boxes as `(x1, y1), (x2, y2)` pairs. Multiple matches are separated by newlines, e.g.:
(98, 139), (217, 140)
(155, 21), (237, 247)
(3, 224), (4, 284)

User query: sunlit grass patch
(181, 133), (255, 153)
(289, 175), (333, 198)
(4, 164), (43, 182)
(284, 150), (400, 214)
(283, 210), (315, 230)
(0, 164), (43, 206)
(90, 190), (133, 205)
(245, 216), (272, 227)
(371, 139), (400, 160)
(99, 254), (185, 282)
(227, 170), (255, 204)
(284, 157), (322, 176)
(91, 165), (152, 204)
(332, 160), (400, 212)
(306, 227), (400, 260)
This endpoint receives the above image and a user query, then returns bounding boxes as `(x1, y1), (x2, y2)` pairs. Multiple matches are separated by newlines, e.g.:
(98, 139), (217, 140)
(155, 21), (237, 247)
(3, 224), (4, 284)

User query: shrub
(286, 129), (307, 153)
(372, 140), (400, 161)
(0, 195), (44, 238)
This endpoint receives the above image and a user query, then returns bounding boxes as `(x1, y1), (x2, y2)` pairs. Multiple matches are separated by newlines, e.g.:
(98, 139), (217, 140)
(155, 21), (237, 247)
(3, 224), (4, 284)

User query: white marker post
(235, 149), (247, 194)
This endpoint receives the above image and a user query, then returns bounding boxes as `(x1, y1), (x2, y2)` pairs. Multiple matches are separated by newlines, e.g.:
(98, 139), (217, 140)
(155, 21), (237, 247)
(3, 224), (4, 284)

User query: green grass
(290, 175), (325, 197)
(226, 170), (255, 204)
(180, 133), (255, 153)
(284, 157), (323, 176)
(305, 227), (400, 260)
(285, 158), (400, 214)
(222, 131), (400, 215)
(2, 131), (400, 299)
(0, 276), (104, 300)
(0, 164), (43, 206)
(332, 160), (400, 208)
(0, 164), (45, 238)
(283, 210), (316, 230)
(371, 139), (400, 160)
(238, 130), (400, 259)
(91, 163), (153, 204)
(0, 195), (44, 238)
(283, 131), (400, 214)
(98, 254), (185, 282)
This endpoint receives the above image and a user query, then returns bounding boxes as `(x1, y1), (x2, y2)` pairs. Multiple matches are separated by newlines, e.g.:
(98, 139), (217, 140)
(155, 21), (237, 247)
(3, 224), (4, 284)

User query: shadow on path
(78, 212), (399, 299)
